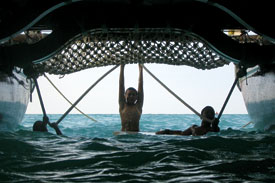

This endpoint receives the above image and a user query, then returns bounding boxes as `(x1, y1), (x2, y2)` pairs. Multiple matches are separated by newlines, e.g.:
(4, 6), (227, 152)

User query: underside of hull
(1, 0), (275, 77)
(239, 70), (275, 130)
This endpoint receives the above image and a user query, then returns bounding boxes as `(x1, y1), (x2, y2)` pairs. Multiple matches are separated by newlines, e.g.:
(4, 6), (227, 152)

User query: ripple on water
(0, 114), (274, 182)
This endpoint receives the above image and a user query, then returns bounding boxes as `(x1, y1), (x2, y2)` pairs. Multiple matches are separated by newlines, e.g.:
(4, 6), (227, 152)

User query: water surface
(0, 114), (274, 182)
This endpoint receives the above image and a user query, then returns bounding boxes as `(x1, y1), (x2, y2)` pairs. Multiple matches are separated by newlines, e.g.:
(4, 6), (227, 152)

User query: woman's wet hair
(201, 106), (215, 120)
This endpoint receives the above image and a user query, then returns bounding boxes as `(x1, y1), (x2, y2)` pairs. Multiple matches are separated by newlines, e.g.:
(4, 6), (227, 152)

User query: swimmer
(156, 106), (220, 136)
(33, 116), (62, 135)
(119, 64), (144, 132)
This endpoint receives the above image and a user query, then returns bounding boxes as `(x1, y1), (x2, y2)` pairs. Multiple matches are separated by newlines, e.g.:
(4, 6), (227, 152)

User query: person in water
(119, 64), (144, 132)
(156, 106), (220, 136)
(33, 116), (62, 135)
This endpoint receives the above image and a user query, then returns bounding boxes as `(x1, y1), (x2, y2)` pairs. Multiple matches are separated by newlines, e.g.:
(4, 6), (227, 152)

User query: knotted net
(33, 28), (229, 75)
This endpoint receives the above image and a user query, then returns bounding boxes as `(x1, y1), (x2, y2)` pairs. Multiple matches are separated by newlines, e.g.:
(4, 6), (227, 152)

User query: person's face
(202, 109), (214, 120)
(201, 109), (214, 127)
(125, 90), (138, 105)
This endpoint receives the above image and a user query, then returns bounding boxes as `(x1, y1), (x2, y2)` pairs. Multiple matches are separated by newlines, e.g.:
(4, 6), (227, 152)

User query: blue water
(1, 114), (275, 182)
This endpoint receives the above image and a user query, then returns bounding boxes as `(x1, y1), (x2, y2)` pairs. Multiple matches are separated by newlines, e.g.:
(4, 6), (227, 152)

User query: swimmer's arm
(156, 129), (174, 135)
(156, 129), (189, 135)
(210, 118), (220, 132)
(137, 64), (144, 109)
(49, 122), (62, 135)
(119, 64), (126, 110)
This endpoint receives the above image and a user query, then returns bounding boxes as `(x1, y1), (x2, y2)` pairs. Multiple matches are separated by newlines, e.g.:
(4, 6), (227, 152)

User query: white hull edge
(239, 67), (275, 130)
(0, 70), (30, 130)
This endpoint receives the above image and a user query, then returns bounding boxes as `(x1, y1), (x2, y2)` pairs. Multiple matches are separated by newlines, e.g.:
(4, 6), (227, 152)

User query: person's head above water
(33, 120), (48, 132)
(201, 106), (215, 120)
(125, 87), (138, 105)
(200, 106), (215, 127)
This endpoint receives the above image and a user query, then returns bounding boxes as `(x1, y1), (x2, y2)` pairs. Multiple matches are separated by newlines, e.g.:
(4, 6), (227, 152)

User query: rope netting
(33, 28), (230, 75)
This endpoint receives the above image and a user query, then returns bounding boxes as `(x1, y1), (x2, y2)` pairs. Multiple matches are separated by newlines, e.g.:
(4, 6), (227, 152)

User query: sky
(26, 63), (248, 114)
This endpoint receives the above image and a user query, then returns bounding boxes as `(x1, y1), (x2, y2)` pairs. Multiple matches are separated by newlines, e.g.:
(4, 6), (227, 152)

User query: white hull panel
(240, 70), (275, 130)
(0, 70), (30, 129)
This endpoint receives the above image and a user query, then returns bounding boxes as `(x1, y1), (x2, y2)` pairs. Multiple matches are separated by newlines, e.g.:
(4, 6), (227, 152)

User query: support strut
(217, 65), (247, 122)
(32, 78), (49, 132)
(142, 65), (213, 123)
(33, 77), (62, 135)
(56, 65), (119, 125)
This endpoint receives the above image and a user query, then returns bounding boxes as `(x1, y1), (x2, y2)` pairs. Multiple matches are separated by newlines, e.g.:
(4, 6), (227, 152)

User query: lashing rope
(142, 65), (214, 123)
(143, 64), (245, 124)
(56, 65), (119, 125)
(241, 121), (253, 128)
(43, 73), (97, 122)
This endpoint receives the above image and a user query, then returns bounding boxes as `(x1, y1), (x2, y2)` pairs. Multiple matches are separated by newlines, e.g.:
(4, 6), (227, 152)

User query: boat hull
(239, 67), (275, 130)
(0, 70), (30, 130)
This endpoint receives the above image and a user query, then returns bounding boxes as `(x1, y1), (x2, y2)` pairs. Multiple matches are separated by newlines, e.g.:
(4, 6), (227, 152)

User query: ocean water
(0, 114), (275, 183)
